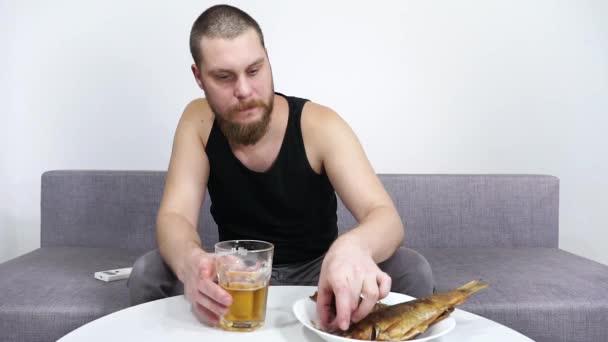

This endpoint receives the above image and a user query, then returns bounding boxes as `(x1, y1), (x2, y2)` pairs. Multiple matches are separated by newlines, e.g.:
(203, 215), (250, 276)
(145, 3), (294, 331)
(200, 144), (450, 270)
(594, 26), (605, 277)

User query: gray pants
(127, 247), (435, 306)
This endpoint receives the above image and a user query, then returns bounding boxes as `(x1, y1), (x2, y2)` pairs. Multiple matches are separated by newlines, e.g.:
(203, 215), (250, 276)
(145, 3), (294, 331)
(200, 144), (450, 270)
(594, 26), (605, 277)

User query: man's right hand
(183, 249), (233, 325)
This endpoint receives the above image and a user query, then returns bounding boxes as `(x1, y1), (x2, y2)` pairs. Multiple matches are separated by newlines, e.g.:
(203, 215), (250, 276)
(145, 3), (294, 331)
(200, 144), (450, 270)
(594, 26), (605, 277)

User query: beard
(211, 94), (274, 146)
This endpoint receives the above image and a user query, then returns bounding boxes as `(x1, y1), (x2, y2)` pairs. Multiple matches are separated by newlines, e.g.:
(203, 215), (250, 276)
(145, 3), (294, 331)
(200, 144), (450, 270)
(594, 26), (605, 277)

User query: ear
(191, 64), (205, 91)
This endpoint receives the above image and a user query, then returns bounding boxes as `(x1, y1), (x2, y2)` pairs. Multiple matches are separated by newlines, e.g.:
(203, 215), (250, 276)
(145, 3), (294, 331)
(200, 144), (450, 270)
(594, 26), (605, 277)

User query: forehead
(199, 29), (266, 71)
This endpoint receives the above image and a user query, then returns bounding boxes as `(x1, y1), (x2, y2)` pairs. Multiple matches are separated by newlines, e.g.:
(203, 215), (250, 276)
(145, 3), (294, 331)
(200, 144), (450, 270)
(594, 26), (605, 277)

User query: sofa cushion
(0, 247), (141, 342)
(418, 247), (608, 342)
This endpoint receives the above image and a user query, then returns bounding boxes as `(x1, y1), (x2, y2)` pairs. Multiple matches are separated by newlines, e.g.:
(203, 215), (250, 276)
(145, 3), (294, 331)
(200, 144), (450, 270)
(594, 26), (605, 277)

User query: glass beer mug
(215, 240), (274, 332)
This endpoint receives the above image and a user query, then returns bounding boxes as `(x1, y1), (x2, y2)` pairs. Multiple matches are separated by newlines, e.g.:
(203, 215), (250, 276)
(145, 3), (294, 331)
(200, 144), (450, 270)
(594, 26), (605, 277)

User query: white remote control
(94, 267), (133, 282)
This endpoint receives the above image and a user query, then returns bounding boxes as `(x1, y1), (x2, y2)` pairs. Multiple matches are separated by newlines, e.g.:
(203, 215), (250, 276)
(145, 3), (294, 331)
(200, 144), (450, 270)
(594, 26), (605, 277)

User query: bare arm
(325, 119), (403, 262)
(156, 100), (209, 281)
(308, 103), (403, 330)
(156, 100), (231, 325)
(310, 104), (404, 262)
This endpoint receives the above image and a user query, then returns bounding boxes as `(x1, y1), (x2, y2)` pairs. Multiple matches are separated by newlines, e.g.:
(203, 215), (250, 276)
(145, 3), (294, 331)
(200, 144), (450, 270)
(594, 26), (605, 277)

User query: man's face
(194, 28), (274, 145)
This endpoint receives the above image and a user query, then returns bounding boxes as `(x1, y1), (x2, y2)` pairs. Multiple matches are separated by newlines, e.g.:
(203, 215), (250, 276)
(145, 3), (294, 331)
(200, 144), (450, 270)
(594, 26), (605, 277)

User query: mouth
(239, 107), (257, 113)
(229, 106), (261, 123)
(227, 100), (267, 121)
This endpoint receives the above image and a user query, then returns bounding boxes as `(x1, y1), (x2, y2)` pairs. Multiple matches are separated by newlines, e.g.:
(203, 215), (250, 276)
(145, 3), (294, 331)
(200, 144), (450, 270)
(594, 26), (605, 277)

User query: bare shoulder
(302, 101), (349, 138)
(301, 101), (358, 172)
(181, 98), (213, 126)
(301, 101), (345, 129)
(179, 98), (214, 146)
(302, 101), (357, 149)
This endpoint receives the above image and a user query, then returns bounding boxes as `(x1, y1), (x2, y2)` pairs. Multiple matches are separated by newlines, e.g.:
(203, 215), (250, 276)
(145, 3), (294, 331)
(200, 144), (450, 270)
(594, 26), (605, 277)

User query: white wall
(1, 0), (607, 264)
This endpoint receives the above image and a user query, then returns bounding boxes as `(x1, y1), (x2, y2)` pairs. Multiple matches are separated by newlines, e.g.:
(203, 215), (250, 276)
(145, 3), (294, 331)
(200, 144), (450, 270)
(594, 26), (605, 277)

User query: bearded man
(128, 4), (435, 332)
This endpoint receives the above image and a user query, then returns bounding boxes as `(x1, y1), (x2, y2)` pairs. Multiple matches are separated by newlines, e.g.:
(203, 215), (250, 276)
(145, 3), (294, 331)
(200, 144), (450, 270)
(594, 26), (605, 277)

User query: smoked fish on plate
(310, 279), (489, 341)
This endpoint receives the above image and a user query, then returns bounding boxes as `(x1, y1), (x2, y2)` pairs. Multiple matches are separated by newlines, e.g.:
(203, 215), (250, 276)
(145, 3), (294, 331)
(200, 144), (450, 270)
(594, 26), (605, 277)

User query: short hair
(189, 4), (265, 67)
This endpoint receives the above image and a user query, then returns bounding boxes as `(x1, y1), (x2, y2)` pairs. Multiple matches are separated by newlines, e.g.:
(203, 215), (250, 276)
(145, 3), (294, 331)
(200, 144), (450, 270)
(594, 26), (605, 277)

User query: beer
(215, 240), (274, 332)
(219, 281), (269, 331)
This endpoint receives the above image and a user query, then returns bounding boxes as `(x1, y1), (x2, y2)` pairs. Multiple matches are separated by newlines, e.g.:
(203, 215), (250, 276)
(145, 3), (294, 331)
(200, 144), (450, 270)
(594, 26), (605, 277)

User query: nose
(234, 75), (253, 100)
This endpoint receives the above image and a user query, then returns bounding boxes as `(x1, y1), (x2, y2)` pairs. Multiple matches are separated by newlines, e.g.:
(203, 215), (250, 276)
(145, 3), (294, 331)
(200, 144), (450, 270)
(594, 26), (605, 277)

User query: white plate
(292, 292), (456, 342)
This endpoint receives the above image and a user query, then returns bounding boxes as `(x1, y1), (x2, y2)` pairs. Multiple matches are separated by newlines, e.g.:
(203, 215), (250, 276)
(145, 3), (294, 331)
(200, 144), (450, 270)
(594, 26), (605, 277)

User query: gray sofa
(1, 170), (607, 341)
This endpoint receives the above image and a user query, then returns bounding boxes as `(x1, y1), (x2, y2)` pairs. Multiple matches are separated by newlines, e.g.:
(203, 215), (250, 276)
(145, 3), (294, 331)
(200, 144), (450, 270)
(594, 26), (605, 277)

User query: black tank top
(205, 93), (338, 265)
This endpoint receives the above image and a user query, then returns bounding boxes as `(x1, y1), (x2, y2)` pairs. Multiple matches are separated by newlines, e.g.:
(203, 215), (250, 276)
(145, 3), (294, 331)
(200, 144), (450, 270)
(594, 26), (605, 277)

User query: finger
(351, 276), (379, 323)
(331, 284), (354, 331)
(199, 256), (217, 279)
(194, 291), (229, 317)
(377, 271), (392, 300)
(200, 279), (232, 306)
(316, 285), (335, 329)
(192, 302), (220, 326)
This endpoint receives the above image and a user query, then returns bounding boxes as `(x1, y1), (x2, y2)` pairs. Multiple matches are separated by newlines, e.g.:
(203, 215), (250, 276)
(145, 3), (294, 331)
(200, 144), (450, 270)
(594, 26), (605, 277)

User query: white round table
(59, 286), (534, 341)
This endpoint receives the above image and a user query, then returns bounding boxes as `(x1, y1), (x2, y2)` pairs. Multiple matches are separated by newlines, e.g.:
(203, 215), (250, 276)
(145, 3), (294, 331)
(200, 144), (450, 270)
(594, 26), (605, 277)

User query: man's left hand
(316, 235), (392, 332)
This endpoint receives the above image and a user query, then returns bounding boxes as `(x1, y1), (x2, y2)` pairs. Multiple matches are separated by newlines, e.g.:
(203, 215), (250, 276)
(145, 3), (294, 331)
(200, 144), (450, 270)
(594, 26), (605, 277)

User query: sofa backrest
(337, 174), (559, 248)
(41, 171), (559, 252)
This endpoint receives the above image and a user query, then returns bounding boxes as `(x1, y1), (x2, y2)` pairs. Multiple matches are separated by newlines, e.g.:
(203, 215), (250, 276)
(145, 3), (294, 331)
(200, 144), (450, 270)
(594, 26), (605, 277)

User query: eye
(215, 73), (233, 81)
(248, 68), (259, 76)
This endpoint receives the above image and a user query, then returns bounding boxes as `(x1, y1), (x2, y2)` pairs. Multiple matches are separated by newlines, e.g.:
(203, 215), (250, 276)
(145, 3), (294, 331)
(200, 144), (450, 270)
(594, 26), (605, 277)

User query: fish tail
(457, 279), (490, 295)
